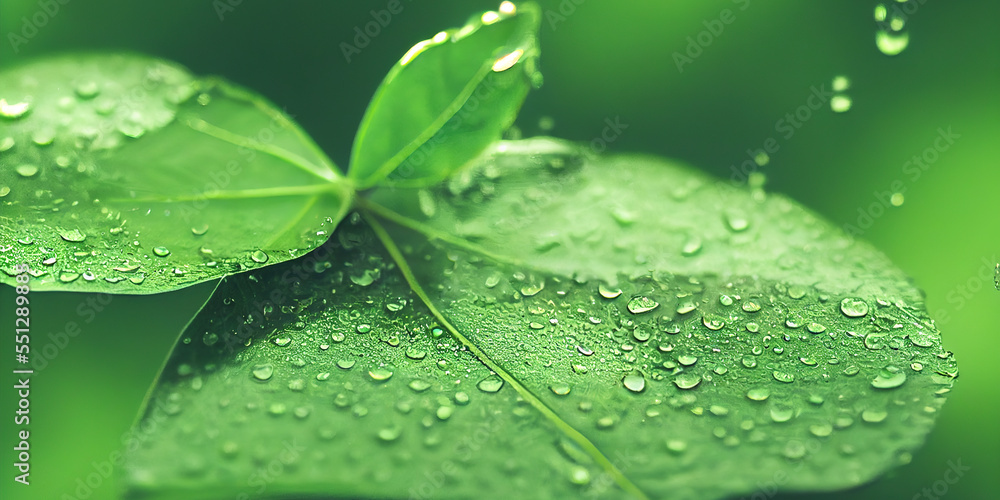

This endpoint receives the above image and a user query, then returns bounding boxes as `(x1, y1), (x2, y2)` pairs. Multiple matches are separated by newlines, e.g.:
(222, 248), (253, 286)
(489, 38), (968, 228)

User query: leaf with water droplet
(0, 54), (352, 293)
(348, 2), (540, 189)
(360, 136), (957, 498)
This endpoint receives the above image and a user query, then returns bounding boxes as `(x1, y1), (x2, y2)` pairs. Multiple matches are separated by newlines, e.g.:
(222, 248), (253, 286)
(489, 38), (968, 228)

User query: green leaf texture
(0, 54), (351, 294)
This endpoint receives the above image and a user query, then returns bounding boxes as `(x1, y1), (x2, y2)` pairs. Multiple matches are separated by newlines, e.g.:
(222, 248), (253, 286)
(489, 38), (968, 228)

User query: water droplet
(377, 426), (402, 442)
(436, 405), (454, 420)
(272, 336), (292, 347)
(783, 440), (807, 459)
(369, 367), (393, 381)
(405, 347), (426, 360)
(745, 322), (759, 333)
(417, 189), (436, 217)
(0, 99), (30, 119)
(627, 296), (659, 314)
(153, 246), (171, 257)
(15, 164), (38, 177)
(57, 228), (87, 242)
(623, 372), (645, 393)
(681, 236), (703, 256)
(702, 315), (725, 330)
(75, 81), (100, 98)
(809, 422), (833, 437)
(742, 301), (761, 313)
(806, 322), (826, 334)
(550, 382), (571, 396)
(191, 224), (209, 236)
(746, 388), (770, 401)
(408, 379), (431, 392)
(31, 129), (55, 146)
(677, 354), (698, 366)
(872, 367), (906, 389)
(595, 416), (615, 429)
(0, 186), (9, 197)
(772, 370), (795, 383)
(839, 297), (869, 317)
(350, 269), (379, 286)
(876, 29), (909, 56)
(769, 406), (795, 423)
(673, 373), (701, 390)
(58, 270), (80, 283)
(569, 466), (590, 485)
(666, 439), (687, 454)
(862, 408), (888, 423)
(598, 283), (622, 299)
(830, 95), (852, 113)
(252, 364), (273, 381)
(832, 75), (851, 92)
(251, 250), (269, 263)
(337, 359), (356, 370)
(724, 211), (749, 232)
(676, 300), (697, 315)
(477, 376), (504, 393)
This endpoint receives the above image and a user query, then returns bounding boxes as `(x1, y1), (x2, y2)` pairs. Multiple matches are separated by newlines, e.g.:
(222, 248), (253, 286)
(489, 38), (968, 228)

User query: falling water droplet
(875, 30), (910, 56)
(830, 95), (853, 113)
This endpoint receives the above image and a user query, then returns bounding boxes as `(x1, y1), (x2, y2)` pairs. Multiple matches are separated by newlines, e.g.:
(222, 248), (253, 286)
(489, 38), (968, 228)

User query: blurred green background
(1, 1), (997, 499)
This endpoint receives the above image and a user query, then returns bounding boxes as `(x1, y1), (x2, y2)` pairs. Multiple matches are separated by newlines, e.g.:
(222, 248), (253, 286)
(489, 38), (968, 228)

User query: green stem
(363, 212), (649, 500)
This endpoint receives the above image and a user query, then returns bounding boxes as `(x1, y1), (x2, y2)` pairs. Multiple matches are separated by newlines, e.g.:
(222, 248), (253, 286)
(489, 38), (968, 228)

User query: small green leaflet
(348, 1), (541, 189)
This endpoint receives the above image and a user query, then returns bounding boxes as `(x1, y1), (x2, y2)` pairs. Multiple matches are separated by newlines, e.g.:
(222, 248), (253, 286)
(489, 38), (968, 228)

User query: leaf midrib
(364, 212), (650, 500)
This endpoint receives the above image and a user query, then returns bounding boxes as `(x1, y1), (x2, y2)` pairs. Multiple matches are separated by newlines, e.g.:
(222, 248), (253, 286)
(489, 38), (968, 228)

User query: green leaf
(0, 54), (351, 294)
(123, 139), (956, 499)
(348, 1), (541, 189)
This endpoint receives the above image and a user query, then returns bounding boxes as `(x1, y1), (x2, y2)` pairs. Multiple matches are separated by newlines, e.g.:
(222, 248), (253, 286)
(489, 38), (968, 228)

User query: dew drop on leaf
(871, 366), (907, 389)
(58, 228), (86, 242)
(251, 250), (269, 263)
(623, 372), (646, 393)
(627, 296), (659, 314)
(152, 246), (171, 257)
(673, 373), (701, 390)
(251, 364), (273, 381)
(477, 375), (504, 393)
(0, 99), (30, 119)
(15, 164), (38, 177)
(598, 283), (622, 299)
(839, 297), (869, 317)
(369, 368), (394, 381)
